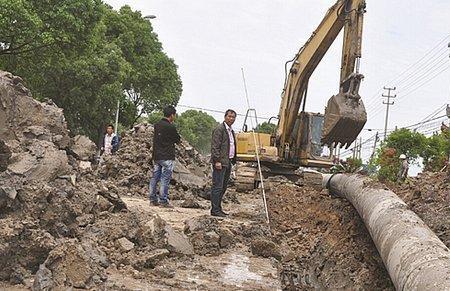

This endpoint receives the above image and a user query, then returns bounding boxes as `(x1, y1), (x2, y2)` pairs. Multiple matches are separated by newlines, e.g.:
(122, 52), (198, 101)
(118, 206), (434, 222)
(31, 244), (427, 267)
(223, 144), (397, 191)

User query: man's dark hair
(106, 124), (114, 129)
(163, 106), (177, 118)
(224, 109), (237, 117)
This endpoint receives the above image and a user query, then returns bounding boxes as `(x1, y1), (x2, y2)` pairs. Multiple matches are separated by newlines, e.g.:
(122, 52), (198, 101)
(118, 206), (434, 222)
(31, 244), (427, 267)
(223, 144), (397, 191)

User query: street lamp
(143, 15), (156, 20)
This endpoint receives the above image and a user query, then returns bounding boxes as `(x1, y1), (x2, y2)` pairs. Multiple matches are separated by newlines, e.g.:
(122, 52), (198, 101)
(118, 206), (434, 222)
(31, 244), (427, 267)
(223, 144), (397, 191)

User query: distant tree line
(372, 128), (450, 181)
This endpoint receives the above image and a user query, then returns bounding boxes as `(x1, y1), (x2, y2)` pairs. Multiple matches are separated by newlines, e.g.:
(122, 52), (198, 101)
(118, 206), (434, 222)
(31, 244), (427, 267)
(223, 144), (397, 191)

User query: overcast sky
(106, 0), (450, 159)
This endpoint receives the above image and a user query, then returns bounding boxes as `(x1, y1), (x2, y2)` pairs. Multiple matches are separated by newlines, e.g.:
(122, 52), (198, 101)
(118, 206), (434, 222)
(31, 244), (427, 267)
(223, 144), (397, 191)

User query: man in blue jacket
(149, 106), (181, 208)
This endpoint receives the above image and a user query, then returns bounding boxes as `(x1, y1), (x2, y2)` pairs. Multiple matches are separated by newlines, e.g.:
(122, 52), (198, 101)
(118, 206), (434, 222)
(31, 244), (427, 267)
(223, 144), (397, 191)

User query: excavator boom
(277, 0), (367, 160)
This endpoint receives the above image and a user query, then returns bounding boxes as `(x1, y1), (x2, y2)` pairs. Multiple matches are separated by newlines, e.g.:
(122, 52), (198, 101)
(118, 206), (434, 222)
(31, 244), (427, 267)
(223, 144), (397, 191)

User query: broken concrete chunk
(117, 237), (135, 252)
(7, 141), (69, 181)
(70, 135), (97, 161)
(0, 186), (17, 200)
(32, 264), (54, 291)
(165, 225), (194, 255)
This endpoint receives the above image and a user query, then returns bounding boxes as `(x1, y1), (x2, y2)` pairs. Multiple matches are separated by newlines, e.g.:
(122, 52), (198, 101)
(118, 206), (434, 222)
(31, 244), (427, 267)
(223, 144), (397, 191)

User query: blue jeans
(149, 160), (174, 204)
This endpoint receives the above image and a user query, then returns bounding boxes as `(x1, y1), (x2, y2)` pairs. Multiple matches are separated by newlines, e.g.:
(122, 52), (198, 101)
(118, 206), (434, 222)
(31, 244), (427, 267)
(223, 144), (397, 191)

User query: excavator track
(234, 163), (258, 193)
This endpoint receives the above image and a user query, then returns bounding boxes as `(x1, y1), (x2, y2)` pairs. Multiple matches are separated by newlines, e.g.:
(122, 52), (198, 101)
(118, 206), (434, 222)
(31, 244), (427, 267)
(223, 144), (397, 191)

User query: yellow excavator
(235, 0), (367, 191)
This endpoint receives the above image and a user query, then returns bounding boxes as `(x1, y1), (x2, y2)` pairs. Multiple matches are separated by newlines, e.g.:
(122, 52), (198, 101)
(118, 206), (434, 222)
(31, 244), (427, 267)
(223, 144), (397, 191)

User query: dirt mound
(0, 71), (204, 289)
(266, 181), (394, 290)
(100, 123), (209, 200)
(390, 171), (449, 247)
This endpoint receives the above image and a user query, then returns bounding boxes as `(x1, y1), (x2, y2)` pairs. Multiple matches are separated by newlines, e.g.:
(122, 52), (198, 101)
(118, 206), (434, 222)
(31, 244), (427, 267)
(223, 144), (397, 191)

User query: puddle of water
(223, 254), (263, 286)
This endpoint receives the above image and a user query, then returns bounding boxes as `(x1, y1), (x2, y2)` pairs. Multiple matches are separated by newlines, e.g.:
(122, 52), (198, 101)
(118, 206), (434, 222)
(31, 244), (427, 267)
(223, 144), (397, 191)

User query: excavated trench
(265, 181), (394, 290)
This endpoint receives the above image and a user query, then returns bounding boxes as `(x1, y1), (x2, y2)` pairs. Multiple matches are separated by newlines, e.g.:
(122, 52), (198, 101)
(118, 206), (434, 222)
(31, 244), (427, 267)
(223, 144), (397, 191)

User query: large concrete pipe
(322, 174), (450, 290)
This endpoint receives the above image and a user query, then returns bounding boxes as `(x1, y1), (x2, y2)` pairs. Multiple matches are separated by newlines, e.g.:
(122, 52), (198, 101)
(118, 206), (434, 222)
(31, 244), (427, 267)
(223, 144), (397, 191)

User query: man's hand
(215, 162), (222, 170)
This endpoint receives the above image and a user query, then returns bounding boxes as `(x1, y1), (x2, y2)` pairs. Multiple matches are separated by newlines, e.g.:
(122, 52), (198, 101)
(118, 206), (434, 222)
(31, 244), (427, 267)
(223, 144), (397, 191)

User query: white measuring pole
(241, 68), (270, 225)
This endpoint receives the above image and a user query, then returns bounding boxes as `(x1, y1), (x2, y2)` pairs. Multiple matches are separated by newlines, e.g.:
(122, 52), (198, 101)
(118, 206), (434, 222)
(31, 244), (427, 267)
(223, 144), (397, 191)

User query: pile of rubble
(392, 171), (449, 247)
(0, 71), (211, 289)
(99, 123), (209, 201)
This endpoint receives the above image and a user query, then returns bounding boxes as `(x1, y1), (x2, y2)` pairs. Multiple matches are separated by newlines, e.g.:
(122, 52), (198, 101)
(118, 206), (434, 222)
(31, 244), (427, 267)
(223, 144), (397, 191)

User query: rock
(97, 188), (127, 212)
(70, 135), (97, 161)
(172, 160), (206, 188)
(184, 215), (218, 234)
(180, 196), (202, 209)
(138, 249), (170, 268)
(32, 264), (54, 291)
(7, 140), (69, 181)
(96, 195), (114, 212)
(76, 214), (95, 227)
(23, 126), (52, 141)
(42, 240), (105, 289)
(143, 214), (167, 239)
(0, 140), (11, 172)
(165, 225), (194, 255)
(219, 227), (234, 248)
(251, 238), (282, 260)
(117, 237), (135, 252)
(52, 134), (70, 149)
(153, 264), (176, 278)
(205, 231), (220, 244)
(0, 186), (17, 200)
(0, 71), (69, 141)
(79, 160), (92, 170)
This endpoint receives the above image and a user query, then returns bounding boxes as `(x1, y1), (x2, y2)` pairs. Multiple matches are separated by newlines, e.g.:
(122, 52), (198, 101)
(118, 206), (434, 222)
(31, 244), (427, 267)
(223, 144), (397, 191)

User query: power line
(364, 35), (450, 116)
(177, 104), (274, 121)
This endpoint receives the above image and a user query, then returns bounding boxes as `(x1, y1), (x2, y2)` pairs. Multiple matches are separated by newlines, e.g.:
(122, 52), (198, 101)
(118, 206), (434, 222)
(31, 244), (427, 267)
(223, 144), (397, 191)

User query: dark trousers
(211, 163), (231, 214)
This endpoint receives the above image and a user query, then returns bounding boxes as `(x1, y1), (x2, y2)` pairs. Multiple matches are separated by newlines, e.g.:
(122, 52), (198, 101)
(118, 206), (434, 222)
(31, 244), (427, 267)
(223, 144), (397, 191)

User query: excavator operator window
(310, 115), (332, 159)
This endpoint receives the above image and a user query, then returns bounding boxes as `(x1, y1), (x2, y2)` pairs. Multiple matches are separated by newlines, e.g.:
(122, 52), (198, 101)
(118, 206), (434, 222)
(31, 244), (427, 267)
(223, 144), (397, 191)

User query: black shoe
(211, 212), (227, 218)
(150, 200), (159, 206)
(220, 211), (229, 216)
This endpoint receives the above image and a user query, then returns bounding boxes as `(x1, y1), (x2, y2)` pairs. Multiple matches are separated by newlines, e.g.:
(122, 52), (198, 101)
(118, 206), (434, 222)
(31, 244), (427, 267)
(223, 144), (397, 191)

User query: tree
(254, 122), (276, 134)
(104, 6), (182, 125)
(422, 131), (450, 171)
(147, 111), (163, 125)
(0, 1), (182, 140)
(0, 0), (102, 56)
(384, 128), (427, 161)
(176, 110), (218, 154)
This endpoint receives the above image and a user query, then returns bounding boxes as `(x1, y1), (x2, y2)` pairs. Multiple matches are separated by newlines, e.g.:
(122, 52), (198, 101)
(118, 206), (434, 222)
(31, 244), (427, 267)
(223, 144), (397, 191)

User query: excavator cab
(296, 112), (334, 168)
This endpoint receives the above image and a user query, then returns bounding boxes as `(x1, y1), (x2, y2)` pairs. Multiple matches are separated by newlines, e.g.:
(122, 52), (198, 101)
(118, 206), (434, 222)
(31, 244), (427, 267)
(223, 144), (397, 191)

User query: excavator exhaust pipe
(322, 73), (367, 148)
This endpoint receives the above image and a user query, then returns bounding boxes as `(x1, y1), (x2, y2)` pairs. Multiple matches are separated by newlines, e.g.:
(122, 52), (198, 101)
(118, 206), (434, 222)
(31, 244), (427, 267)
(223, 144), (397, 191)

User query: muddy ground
(1, 70), (448, 290)
(265, 179), (394, 290)
(389, 171), (449, 248)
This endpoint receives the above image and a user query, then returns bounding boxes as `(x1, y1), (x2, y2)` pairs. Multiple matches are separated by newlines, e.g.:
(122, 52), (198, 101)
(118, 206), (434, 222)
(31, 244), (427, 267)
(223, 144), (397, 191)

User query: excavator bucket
(321, 92), (367, 148)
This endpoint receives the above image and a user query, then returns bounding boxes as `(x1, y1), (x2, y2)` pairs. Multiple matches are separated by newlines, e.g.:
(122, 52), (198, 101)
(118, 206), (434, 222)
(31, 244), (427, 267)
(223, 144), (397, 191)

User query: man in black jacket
(149, 106), (181, 208)
(210, 109), (237, 217)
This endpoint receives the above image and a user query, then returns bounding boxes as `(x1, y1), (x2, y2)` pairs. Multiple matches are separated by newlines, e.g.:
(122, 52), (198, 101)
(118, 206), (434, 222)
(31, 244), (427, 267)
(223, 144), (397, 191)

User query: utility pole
(114, 99), (120, 135)
(382, 87), (396, 140)
(370, 131), (379, 160)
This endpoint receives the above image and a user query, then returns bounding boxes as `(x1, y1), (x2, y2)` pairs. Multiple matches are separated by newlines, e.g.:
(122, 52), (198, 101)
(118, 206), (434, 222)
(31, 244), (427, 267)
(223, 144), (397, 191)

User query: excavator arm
(277, 0), (367, 160)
